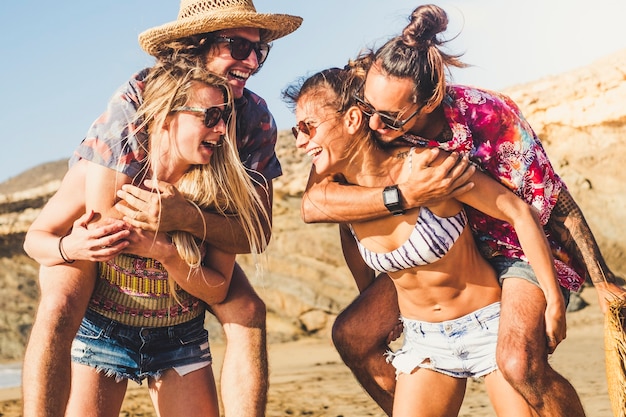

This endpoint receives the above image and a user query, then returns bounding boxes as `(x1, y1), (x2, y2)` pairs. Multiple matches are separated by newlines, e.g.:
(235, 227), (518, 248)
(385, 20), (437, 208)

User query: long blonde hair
(134, 58), (269, 289)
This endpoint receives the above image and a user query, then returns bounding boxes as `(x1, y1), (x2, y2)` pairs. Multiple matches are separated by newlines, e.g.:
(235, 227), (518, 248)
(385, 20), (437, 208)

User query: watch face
(383, 188), (400, 205)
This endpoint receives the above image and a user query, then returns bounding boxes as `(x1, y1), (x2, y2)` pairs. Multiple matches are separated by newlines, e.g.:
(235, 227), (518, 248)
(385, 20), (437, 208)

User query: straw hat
(139, 0), (303, 56)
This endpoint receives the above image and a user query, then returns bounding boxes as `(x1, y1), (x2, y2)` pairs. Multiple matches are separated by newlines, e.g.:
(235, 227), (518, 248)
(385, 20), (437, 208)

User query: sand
(0, 286), (615, 417)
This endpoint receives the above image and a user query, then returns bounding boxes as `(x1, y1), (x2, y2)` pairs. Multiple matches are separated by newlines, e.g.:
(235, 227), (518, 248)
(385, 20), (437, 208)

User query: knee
(332, 310), (351, 347)
(497, 354), (530, 389)
(37, 284), (91, 325)
(496, 342), (546, 389)
(216, 264), (266, 328)
(35, 264), (95, 325)
(214, 288), (267, 330)
(332, 309), (368, 361)
(32, 296), (85, 341)
(236, 292), (266, 328)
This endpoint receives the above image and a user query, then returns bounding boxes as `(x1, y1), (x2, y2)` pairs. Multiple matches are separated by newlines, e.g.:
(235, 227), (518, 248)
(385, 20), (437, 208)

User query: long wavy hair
(134, 57), (269, 293)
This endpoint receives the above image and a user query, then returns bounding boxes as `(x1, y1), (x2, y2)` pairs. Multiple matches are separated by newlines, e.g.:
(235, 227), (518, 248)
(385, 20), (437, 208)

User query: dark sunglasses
(353, 94), (422, 131)
(172, 105), (230, 130)
(215, 36), (271, 65)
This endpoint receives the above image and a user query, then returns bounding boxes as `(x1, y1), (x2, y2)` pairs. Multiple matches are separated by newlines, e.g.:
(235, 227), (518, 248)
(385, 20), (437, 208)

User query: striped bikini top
(349, 207), (468, 273)
(349, 148), (467, 273)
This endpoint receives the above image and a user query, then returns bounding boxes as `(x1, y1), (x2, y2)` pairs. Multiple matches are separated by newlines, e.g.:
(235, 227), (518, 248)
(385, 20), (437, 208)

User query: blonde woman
(24, 60), (268, 417)
(21, 2), (302, 416)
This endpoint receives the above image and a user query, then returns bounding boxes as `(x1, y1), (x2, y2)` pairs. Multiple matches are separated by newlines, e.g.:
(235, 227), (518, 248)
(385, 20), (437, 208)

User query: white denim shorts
(385, 302), (500, 379)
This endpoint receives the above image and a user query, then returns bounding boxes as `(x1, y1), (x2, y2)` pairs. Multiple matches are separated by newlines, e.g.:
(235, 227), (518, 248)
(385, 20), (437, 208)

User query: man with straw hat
(21, 1), (301, 416)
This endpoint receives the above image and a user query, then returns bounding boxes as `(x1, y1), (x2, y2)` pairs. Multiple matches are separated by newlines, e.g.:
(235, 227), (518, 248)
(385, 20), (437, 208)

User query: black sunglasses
(215, 37), (271, 65)
(172, 105), (230, 130)
(353, 94), (422, 131)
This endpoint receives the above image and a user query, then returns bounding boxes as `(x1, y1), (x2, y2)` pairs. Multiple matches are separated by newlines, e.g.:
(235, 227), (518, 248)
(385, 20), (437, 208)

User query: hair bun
(402, 4), (448, 50)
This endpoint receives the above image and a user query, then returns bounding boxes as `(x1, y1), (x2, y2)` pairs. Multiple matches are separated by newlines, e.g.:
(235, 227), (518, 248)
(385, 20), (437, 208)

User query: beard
(371, 130), (405, 150)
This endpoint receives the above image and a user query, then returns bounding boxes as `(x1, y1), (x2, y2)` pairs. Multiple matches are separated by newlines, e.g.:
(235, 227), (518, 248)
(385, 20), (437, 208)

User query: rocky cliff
(1, 49), (625, 362)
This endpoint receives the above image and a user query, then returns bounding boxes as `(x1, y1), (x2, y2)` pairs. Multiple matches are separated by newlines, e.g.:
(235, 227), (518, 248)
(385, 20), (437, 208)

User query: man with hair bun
(303, 4), (622, 416)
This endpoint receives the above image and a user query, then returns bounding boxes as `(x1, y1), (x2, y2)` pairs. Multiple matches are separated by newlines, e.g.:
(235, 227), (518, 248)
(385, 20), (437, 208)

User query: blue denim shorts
(385, 302), (500, 379)
(71, 309), (212, 384)
(490, 256), (570, 304)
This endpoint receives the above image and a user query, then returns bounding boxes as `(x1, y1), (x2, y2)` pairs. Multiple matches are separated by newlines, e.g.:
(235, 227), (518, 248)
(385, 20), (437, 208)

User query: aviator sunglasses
(353, 94), (423, 131)
(291, 118), (336, 139)
(291, 120), (312, 139)
(215, 36), (271, 65)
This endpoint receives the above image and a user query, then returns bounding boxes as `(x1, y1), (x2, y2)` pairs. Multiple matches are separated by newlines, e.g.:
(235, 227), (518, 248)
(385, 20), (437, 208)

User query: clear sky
(1, 0), (624, 183)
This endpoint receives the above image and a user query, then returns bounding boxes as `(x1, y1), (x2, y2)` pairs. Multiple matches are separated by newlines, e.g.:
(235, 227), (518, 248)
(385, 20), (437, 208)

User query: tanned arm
(302, 149), (475, 224)
(23, 160), (130, 266)
(549, 188), (625, 312)
(339, 223), (376, 292)
(116, 179), (273, 255)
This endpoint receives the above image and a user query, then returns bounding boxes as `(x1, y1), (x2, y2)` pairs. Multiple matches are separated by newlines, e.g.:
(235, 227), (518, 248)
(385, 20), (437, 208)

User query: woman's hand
(115, 180), (195, 233)
(543, 295), (567, 354)
(122, 227), (173, 260)
(61, 211), (130, 262)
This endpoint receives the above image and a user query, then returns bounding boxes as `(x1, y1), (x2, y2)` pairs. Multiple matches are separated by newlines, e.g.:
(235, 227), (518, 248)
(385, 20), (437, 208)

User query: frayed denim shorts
(385, 302), (500, 379)
(71, 309), (212, 384)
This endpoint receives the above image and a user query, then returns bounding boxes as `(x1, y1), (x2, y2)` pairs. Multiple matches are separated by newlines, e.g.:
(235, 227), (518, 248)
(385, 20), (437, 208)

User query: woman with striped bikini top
(349, 206), (467, 273)
(289, 65), (564, 416)
(330, 144), (504, 317)
(348, 149), (468, 275)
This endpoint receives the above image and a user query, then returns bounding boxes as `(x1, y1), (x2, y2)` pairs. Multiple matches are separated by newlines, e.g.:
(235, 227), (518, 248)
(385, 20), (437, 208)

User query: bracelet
(58, 234), (75, 264)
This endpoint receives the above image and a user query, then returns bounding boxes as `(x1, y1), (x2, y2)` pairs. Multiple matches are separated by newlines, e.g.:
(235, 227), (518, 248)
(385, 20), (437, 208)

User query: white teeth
(307, 147), (322, 157)
(230, 70), (250, 80)
(202, 141), (219, 148)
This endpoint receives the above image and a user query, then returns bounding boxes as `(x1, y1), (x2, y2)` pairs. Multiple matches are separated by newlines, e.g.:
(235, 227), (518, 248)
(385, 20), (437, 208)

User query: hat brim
(139, 12), (303, 56)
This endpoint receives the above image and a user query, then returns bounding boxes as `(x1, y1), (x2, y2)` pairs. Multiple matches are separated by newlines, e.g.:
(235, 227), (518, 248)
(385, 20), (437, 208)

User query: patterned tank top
(89, 253), (205, 327)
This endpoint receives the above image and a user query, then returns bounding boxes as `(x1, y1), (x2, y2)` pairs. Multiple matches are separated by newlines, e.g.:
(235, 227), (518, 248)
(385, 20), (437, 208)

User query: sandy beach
(0, 286), (614, 417)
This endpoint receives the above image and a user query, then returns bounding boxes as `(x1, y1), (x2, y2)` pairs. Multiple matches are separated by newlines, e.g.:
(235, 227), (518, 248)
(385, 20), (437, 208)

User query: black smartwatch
(382, 185), (405, 216)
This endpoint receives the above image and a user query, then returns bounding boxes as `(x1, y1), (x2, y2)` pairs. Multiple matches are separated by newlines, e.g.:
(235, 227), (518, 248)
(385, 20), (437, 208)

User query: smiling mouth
(229, 70), (250, 81)
(307, 147), (322, 158)
(202, 137), (224, 148)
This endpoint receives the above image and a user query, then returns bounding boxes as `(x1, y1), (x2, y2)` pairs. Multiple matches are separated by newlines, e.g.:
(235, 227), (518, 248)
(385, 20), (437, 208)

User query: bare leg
(65, 363), (127, 417)
(149, 367), (220, 417)
(331, 275), (399, 416)
(497, 278), (586, 416)
(393, 369), (465, 417)
(210, 263), (267, 417)
(22, 261), (96, 417)
(484, 370), (535, 417)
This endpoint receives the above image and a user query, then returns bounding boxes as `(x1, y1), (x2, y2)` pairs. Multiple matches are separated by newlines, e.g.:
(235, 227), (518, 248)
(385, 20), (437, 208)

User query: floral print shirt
(402, 85), (584, 291)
